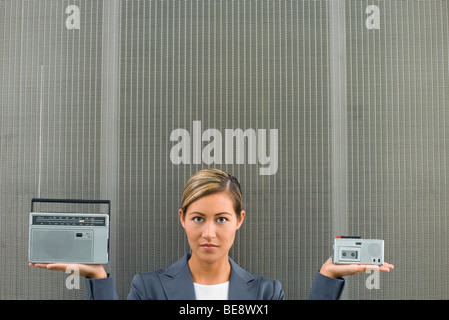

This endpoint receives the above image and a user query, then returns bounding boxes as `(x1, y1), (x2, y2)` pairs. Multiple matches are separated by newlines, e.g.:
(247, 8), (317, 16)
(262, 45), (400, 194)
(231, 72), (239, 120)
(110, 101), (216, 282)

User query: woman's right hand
(29, 262), (107, 279)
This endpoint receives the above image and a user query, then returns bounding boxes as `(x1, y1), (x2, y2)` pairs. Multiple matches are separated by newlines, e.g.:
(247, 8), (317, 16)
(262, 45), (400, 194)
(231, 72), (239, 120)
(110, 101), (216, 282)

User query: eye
(217, 217), (228, 223)
(193, 216), (203, 223)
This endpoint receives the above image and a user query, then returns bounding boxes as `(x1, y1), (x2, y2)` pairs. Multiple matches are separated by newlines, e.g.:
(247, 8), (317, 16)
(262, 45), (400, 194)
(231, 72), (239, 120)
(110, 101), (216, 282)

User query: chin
(194, 250), (227, 264)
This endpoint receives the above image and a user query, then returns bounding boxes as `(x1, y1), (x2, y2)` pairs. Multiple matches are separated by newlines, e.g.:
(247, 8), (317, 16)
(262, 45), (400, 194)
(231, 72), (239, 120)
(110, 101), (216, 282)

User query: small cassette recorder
(332, 236), (384, 265)
(29, 199), (110, 264)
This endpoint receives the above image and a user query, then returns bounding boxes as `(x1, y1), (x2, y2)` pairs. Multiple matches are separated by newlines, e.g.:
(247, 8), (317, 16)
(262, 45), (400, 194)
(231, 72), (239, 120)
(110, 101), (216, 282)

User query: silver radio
(332, 236), (384, 265)
(29, 199), (110, 264)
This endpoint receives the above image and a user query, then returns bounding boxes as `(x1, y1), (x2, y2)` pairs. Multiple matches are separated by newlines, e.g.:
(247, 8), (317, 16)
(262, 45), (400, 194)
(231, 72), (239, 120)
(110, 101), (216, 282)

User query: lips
(200, 243), (218, 250)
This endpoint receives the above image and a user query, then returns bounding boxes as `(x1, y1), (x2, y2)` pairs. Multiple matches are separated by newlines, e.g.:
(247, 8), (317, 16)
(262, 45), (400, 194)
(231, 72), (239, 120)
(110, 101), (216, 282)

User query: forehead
(186, 191), (235, 214)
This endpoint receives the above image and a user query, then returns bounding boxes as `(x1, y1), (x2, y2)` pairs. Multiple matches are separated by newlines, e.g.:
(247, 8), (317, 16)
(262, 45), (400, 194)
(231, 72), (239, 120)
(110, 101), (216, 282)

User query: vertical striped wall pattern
(345, 0), (449, 299)
(0, 0), (103, 299)
(115, 0), (331, 300)
(0, 0), (448, 300)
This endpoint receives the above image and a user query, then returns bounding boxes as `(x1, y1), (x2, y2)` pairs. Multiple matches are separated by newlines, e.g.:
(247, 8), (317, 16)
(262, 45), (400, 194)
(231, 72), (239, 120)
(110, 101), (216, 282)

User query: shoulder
(128, 254), (193, 299)
(255, 274), (285, 300)
(127, 267), (167, 299)
(228, 258), (285, 300)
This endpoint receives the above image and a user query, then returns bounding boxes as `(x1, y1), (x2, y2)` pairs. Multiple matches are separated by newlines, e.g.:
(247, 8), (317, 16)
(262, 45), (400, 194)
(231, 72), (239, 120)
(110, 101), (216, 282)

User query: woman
(30, 169), (393, 299)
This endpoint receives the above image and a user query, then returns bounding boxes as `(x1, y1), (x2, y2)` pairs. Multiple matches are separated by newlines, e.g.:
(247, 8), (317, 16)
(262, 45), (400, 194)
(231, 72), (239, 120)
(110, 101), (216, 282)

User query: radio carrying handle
(31, 198), (111, 215)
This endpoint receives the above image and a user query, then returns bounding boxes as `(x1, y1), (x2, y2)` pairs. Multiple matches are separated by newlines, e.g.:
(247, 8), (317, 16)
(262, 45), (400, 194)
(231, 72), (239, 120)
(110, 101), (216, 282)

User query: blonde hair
(180, 169), (243, 218)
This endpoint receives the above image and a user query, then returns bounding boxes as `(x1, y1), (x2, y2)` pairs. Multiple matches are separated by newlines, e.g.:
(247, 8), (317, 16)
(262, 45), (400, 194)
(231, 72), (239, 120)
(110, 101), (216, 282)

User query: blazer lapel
(158, 254), (196, 300)
(227, 257), (258, 300)
(158, 253), (258, 300)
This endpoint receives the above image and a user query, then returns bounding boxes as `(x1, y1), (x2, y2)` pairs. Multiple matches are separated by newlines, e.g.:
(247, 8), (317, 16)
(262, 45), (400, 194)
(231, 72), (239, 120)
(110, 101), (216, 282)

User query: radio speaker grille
(30, 229), (93, 262)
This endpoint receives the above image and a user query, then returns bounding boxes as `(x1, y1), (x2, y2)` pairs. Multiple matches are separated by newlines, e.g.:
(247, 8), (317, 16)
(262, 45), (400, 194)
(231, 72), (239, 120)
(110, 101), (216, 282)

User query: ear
(179, 209), (186, 229)
(236, 210), (245, 230)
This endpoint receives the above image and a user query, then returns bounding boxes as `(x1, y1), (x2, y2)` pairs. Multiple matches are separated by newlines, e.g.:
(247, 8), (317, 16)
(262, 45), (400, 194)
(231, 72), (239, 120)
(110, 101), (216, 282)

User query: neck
(188, 253), (231, 285)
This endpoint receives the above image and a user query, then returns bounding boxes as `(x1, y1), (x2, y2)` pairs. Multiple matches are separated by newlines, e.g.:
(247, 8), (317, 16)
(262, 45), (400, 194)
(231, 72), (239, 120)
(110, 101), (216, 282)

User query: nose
(202, 221), (216, 240)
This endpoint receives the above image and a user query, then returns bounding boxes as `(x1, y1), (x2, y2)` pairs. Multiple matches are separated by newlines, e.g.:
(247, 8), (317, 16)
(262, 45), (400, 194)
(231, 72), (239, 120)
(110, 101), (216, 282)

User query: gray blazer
(85, 253), (344, 300)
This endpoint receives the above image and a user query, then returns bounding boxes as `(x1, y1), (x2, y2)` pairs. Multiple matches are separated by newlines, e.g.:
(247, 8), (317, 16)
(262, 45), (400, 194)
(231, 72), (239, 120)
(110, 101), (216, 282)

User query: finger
(364, 263), (394, 273)
(380, 262), (394, 271)
(29, 263), (50, 269)
(45, 263), (74, 272)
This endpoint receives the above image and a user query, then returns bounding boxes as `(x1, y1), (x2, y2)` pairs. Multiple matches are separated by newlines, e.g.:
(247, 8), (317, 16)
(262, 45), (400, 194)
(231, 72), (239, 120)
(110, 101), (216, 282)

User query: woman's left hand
(319, 258), (394, 279)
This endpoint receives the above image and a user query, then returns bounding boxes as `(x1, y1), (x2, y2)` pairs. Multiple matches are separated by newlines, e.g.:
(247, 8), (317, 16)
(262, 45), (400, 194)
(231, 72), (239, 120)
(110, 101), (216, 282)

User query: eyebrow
(188, 211), (233, 217)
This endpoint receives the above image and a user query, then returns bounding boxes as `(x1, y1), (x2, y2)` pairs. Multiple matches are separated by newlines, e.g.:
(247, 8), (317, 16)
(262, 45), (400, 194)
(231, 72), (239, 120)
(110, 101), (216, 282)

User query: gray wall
(0, 0), (448, 300)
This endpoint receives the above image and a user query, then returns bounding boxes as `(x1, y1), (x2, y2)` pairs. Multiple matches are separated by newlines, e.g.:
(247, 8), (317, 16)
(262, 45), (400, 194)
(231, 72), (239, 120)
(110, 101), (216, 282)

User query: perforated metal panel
(344, 0), (449, 299)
